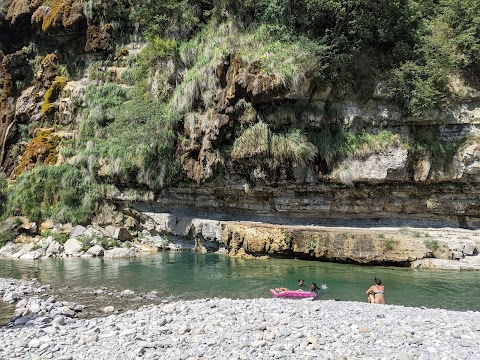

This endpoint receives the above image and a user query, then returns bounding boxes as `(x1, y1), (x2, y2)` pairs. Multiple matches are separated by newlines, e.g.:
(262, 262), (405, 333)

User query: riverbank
(1, 278), (480, 359)
(2, 214), (480, 271)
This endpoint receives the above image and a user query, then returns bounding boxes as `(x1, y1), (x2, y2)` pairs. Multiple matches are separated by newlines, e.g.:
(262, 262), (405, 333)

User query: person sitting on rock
(365, 277), (385, 304)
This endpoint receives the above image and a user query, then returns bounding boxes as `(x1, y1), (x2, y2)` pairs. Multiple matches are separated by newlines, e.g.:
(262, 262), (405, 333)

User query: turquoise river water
(0, 252), (479, 323)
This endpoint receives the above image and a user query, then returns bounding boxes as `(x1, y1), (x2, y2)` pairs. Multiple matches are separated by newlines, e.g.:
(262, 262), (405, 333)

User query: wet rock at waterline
(0, 278), (83, 328)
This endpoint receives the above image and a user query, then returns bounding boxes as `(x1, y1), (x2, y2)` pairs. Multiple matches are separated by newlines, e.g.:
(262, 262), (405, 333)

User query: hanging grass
(77, 84), (181, 190)
(271, 130), (317, 166)
(308, 127), (349, 166)
(345, 130), (404, 159)
(231, 121), (270, 160)
(231, 122), (317, 166)
(172, 20), (327, 114)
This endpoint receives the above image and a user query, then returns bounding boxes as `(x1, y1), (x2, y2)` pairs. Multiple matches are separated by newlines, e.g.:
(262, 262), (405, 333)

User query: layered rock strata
(143, 211), (480, 268)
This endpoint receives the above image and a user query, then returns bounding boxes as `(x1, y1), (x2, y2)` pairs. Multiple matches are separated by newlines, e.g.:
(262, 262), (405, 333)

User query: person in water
(309, 282), (320, 293)
(365, 277), (385, 304)
(273, 287), (289, 293)
(297, 279), (305, 287)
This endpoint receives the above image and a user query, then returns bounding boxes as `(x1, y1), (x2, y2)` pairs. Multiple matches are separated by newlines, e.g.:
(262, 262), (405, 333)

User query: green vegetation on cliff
(231, 122), (318, 166)
(1, 0), (480, 226)
(129, 0), (479, 111)
(76, 82), (180, 191)
(7, 164), (100, 225)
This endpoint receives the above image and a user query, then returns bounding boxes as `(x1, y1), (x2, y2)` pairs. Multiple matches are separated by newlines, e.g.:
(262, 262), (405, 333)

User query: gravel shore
(1, 278), (480, 360)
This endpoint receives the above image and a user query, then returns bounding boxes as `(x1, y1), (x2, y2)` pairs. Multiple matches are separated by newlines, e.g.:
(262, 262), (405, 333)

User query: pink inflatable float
(270, 289), (317, 298)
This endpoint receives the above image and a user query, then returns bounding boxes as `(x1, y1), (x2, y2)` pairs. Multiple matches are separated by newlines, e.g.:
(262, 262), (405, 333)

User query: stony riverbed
(1, 278), (479, 360)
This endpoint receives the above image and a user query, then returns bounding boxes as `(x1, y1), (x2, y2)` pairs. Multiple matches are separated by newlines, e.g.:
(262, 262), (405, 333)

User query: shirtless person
(365, 277), (385, 304)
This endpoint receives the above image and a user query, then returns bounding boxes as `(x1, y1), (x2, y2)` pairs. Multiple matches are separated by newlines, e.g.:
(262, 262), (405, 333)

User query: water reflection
(0, 253), (478, 311)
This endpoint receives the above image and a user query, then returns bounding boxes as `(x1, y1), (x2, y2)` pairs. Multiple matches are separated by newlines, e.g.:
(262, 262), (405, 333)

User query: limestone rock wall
(134, 179), (480, 229)
(141, 211), (480, 266)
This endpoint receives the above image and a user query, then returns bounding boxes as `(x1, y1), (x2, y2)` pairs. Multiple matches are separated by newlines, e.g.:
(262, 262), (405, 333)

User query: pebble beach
(1, 278), (479, 360)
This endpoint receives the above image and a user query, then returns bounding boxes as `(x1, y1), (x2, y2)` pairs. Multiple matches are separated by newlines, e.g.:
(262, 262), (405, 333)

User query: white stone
(103, 306), (115, 313)
(28, 339), (42, 348)
(46, 240), (63, 257)
(69, 225), (87, 238)
(64, 238), (83, 255)
(86, 245), (105, 257)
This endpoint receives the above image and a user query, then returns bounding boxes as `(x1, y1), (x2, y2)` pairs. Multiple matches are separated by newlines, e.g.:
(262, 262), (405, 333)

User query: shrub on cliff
(231, 122), (270, 159)
(78, 83), (128, 145)
(7, 164), (101, 225)
(308, 128), (404, 168)
(77, 82), (180, 190)
(130, 0), (205, 37)
(392, 17), (459, 115)
(307, 126), (349, 167)
(270, 130), (317, 167)
(231, 121), (317, 167)
(172, 20), (327, 114)
(441, 0), (480, 78)
(126, 0), (480, 116)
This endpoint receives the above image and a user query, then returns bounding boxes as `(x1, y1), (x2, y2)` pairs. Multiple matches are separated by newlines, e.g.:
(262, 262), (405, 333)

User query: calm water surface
(0, 252), (479, 313)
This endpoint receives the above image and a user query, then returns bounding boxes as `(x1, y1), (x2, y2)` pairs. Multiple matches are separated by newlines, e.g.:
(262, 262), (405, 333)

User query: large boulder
(83, 226), (106, 239)
(86, 245), (105, 257)
(447, 239), (477, 257)
(461, 143), (480, 176)
(10, 242), (34, 258)
(191, 219), (222, 242)
(412, 258), (479, 270)
(40, 219), (54, 231)
(45, 239), (63, 257)
(106, 227), (132, 241)
(64, 238), (82, 255)
(69, 225), (86, 238)
(0, 217), (21, 246)
(0, 242), (20, 257)
(19, 250), (44, 260)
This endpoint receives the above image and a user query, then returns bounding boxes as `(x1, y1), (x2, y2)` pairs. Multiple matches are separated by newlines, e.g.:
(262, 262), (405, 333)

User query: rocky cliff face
(0, 1), (479, 265)
(0, 0), (109, 175)
(141, 212), (480, 267)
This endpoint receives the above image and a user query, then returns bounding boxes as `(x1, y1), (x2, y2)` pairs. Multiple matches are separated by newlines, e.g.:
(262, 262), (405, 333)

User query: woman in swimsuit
(365, 277), (385, 304)
(309, 282), (320, 293)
